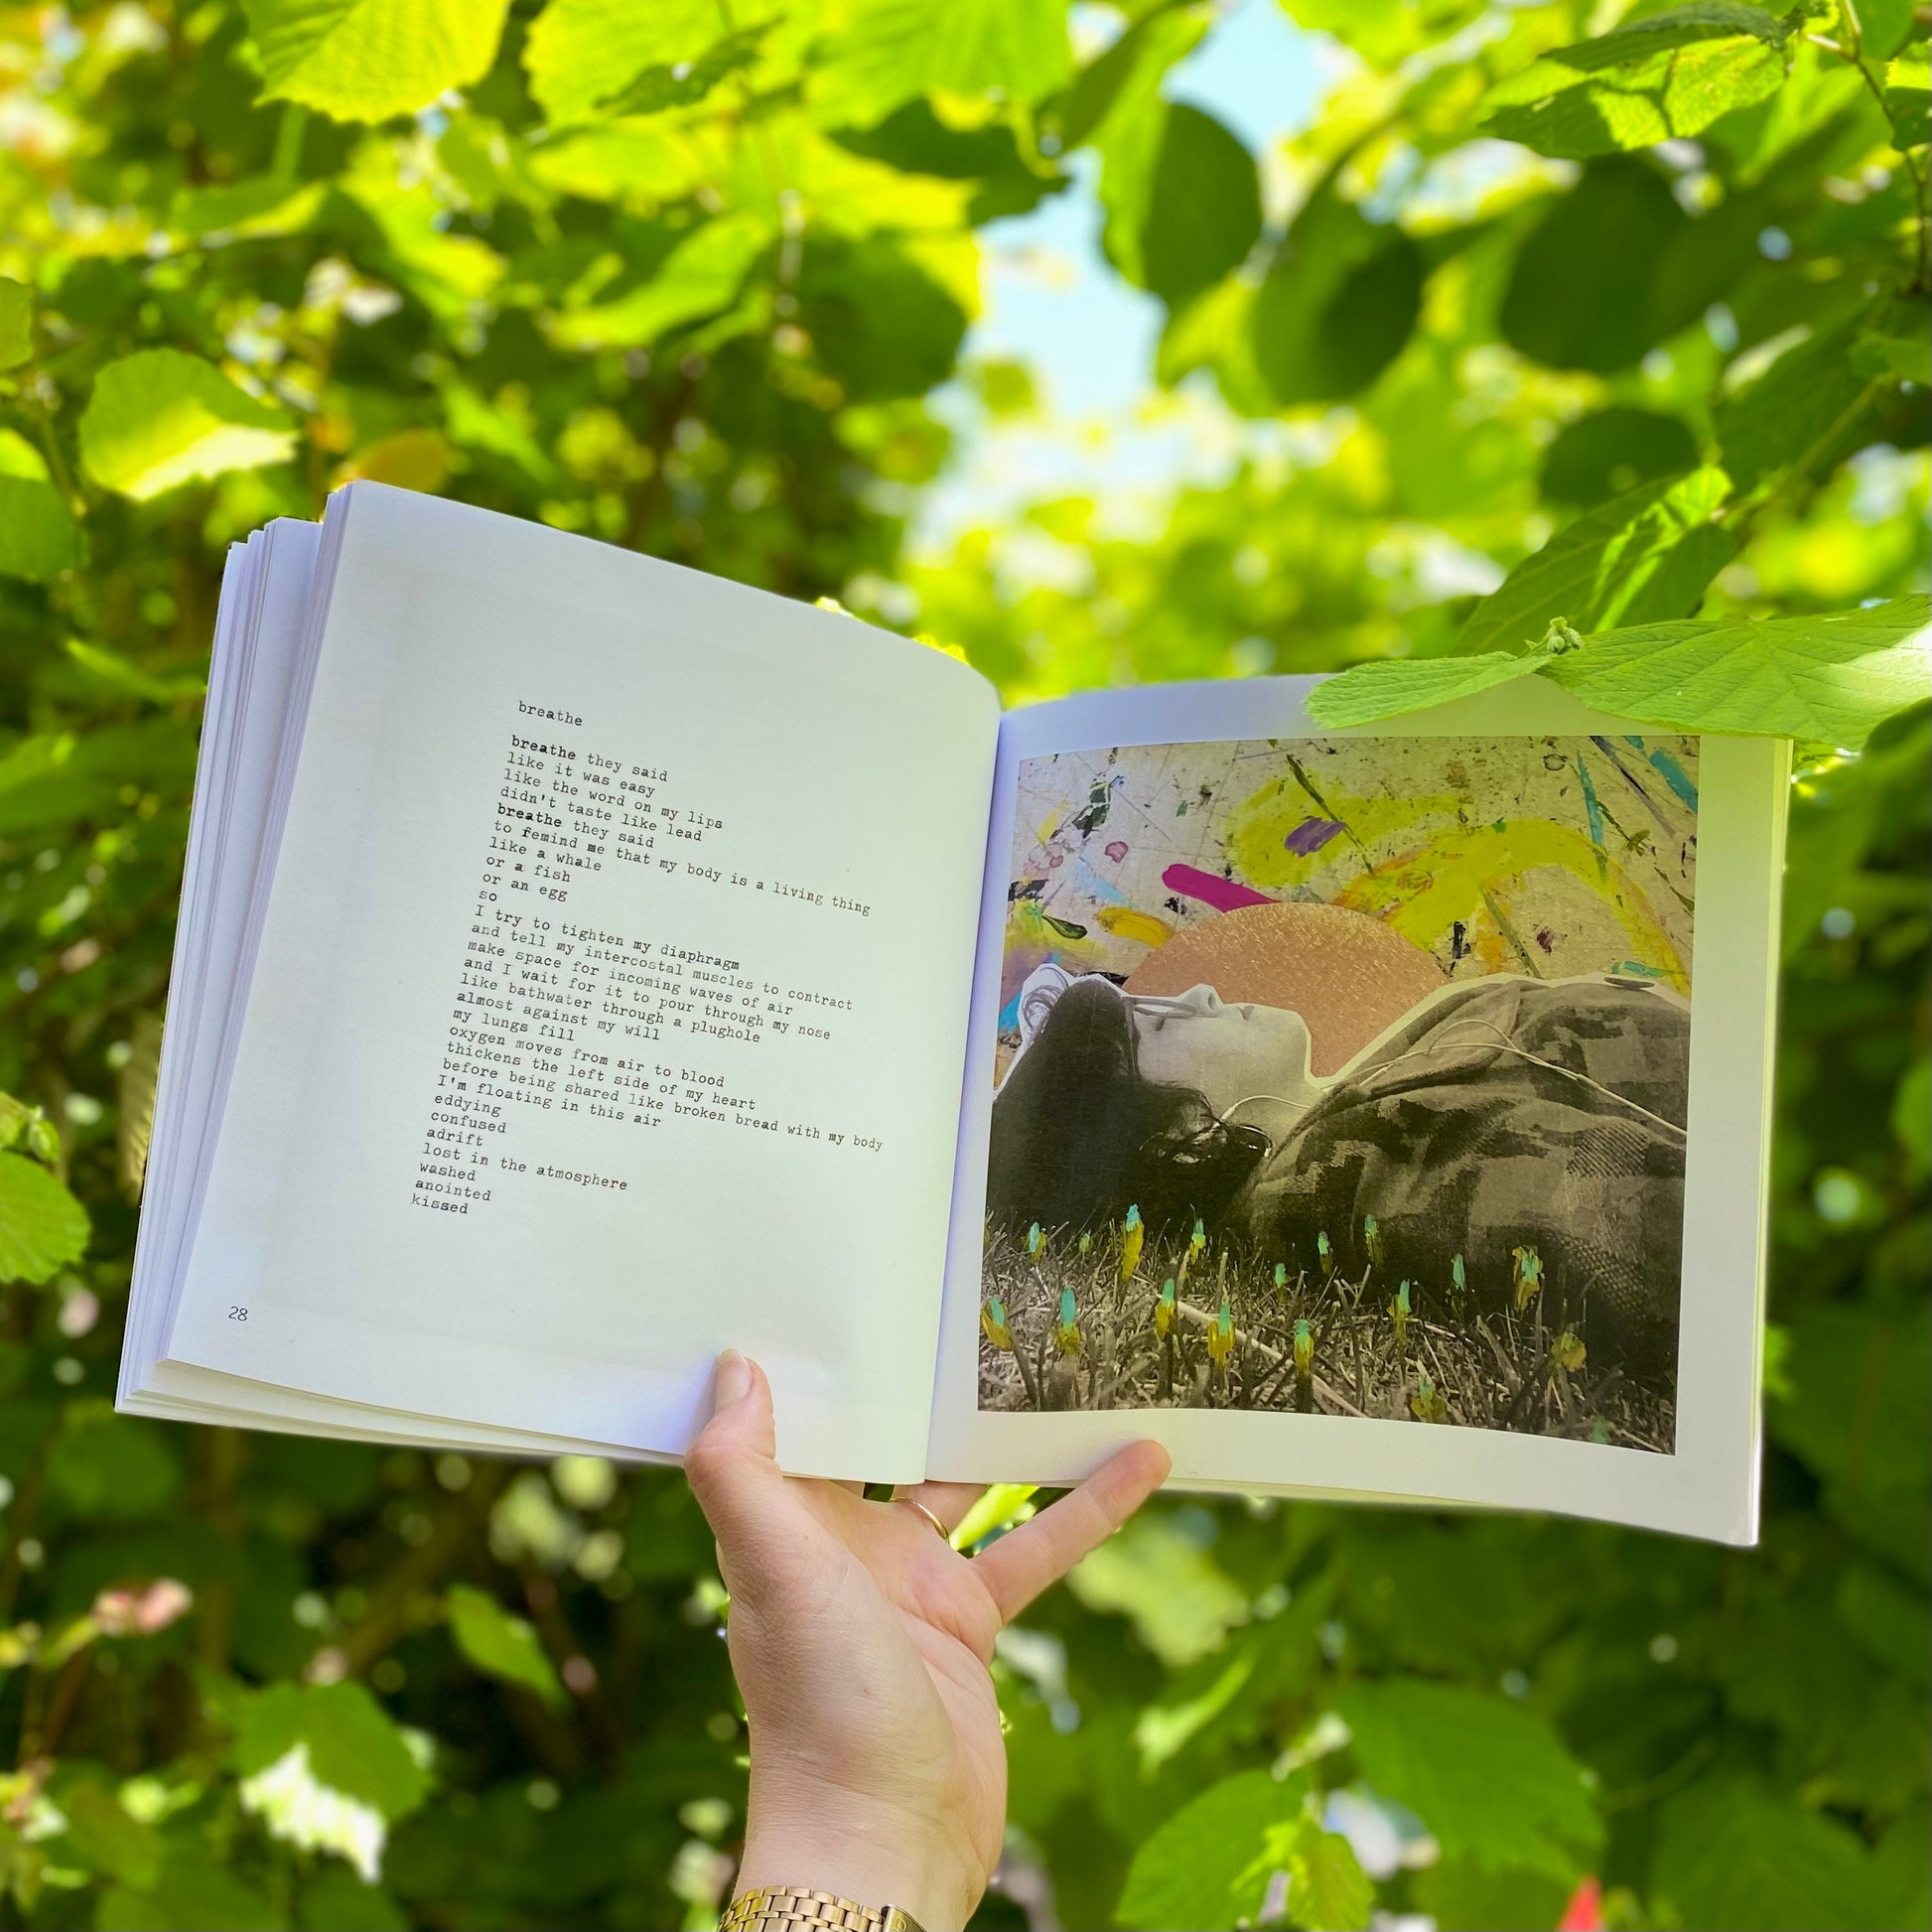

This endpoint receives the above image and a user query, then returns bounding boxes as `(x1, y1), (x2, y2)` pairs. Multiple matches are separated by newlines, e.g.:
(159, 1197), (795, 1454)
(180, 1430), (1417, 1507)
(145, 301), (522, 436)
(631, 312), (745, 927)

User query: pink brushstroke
(1161, 864), (1277, 912)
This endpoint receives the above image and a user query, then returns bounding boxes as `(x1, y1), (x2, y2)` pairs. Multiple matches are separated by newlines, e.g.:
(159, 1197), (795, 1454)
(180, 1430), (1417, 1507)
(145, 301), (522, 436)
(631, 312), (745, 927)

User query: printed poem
(413, 701), (883, 1214)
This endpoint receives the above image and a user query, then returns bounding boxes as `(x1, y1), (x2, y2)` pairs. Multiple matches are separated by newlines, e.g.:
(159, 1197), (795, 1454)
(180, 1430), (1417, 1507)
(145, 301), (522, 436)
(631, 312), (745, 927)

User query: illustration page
(929, 676), (1784, 1542)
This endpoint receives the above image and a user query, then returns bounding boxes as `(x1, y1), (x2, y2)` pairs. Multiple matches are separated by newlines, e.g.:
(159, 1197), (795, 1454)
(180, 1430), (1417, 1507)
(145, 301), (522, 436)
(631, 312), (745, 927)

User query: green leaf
(44, 1403), (182, 1519)
(1065, 1511), (1250, 1667)
(1149, 111), (1263, 304)
(0, 1095), (60, 1170)
(1051, 4), (1206, 152)
(1287, 1826), (1373, 1931)
(56, 1781), (164, 1888)
(1500, 159), (1691, 372)
(1892, 1053), (1931, 1180)
(1540, 406), (1701, 507)
(1102, 102), (1260, 311)
(1335, 1680), (1601, 1880)
(0, 276), (32, 369)
(1779, 726), (1904, 960)
(442, 383), (562, 486)
(1116, 1768), (1304, 1930)
(809, 0), (1071, 129)
(1081, 9), (1212, 290)
(168, 177), (330, 244)
(240, 0), (511, 122)
(1852, 329), (1932, 386)
(1456, 468), (1732, 656)
(78, 350), (296, 501)
(1481, 4), (1791, 159)
(1835, 1562), (1932, 1686)
(0, 722), (197, 835)
(1857, 0), (1920, 58)
(1158, 272), (1277, 416)
(835, 101), (1061, 223)
(64, 639), (205, 705)
(1876, 1810), (1932, 1931)
(950, 1480), (1035, 1549)
(1715, 321), (1882, 492)
(1768, 1299), (1930, 1551)
(118, 1010), (165, 1203)
(298, 1867), (410, 1932)
(1305, 651), (1548, 730)
(335, 427), (451, 493)
(0, 427), (45, 479)
(544, 213), (771, 351)
(1543, 598), (1931, 747)
(597, 26), (772, 119)
(1277, 0), (1485, 70)
(0, 475), (81, 582)
(0, 1148), (89, 1283)
(445, 1584), (567, 1712)
(339, 142), (505, 315)
(523, 0), (778, 126)
(799, 235), (972, 402)
(1411, 1859), (1574, 1932)
(1250, 189), (1423, 406)
(521, 120), (710, 208)
(1883, 45), (1928, 150)
(98, 1848), (287, 1932)
(1651, 1775), (1898, 1931)
(234, 1681), (432, 1823)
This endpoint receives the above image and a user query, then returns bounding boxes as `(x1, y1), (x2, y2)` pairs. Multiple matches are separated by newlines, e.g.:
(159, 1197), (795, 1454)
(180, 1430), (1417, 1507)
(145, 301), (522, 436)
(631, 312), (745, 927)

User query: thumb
(685, 1351), (798, 1577)
(695, 1348), (776, 1460)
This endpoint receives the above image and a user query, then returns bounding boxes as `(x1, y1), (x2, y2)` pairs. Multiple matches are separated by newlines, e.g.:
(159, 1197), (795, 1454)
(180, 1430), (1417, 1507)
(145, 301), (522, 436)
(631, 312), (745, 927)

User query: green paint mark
(1479, 880), (1541, 976)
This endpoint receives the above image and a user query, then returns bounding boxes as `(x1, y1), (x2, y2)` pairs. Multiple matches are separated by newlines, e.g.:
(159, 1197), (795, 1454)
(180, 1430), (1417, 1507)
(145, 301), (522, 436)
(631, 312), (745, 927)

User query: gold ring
(895, 1496), (953, 1544)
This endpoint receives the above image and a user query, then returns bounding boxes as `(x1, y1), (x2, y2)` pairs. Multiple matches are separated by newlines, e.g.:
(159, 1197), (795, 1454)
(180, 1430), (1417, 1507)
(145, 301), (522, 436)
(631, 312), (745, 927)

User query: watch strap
(718, 1883), (924, 1931)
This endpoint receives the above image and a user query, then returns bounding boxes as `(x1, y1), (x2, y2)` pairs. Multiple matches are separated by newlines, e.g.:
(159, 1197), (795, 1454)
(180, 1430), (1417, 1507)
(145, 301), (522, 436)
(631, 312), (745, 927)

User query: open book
(120, 484), (1787, 1544)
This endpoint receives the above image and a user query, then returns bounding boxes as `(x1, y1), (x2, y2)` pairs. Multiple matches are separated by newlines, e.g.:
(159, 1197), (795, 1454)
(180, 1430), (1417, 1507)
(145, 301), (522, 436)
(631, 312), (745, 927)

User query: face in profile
(988, 923), (1427, 1248)
(1121, 899), (1449, 1076)
(1122, 983), (1319, 1123)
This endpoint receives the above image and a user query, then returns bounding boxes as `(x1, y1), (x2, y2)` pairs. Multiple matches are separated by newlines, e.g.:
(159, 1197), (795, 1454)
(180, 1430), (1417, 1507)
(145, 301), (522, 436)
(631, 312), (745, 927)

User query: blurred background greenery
(0, 1), (1926, 1928)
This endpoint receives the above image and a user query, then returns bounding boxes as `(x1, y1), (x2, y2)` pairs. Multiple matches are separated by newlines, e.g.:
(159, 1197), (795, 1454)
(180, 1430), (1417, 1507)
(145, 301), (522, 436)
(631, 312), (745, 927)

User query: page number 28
(228, 1305), (249, 1321)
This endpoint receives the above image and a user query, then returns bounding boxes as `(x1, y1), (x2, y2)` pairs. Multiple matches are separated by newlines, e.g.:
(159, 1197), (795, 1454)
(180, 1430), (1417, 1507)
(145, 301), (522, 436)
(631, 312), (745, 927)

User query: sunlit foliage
(1, 2), (1926, 1927)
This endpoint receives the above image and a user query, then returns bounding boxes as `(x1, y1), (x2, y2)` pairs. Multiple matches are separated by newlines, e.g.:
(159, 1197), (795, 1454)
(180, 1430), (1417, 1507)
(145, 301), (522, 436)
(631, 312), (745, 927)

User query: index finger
(971, 1440), (1170, 1623)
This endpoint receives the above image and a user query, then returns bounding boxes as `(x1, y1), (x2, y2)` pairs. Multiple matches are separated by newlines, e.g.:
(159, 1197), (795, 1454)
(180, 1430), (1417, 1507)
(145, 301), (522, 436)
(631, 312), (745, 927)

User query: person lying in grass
(986, 922), (1688, 1383)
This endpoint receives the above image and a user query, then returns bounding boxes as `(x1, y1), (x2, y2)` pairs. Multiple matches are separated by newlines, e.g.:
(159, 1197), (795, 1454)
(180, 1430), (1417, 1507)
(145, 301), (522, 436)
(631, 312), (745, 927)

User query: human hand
(686, 1350), (1170, 1930)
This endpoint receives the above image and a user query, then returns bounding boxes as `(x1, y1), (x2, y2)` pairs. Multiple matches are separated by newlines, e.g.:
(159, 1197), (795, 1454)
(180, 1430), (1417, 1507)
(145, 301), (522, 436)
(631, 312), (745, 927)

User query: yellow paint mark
(1224, 770), (1688, 991)
(1227, 776), (1459, 891)
(1337, 820), (1689, 990)
(1095, 905), (1174, 948)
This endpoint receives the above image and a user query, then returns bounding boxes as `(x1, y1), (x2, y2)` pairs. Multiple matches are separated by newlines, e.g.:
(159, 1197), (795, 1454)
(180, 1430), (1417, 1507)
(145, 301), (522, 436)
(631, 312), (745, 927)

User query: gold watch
(718, 1884), (924, 1931)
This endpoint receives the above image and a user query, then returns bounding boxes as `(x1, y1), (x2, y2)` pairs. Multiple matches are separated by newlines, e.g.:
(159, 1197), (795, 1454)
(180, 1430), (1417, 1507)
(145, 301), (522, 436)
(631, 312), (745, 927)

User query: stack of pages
(121, 484), (1787, 1542)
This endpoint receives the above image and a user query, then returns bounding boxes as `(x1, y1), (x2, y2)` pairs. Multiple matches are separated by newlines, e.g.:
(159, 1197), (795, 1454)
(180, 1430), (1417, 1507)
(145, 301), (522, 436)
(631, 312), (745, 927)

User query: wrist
(738, 1782), (985, 1930)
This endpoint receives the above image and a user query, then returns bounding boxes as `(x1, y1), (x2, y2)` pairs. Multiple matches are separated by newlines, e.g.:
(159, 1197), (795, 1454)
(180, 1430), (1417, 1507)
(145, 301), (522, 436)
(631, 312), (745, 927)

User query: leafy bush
(1, 2), (1926, 1928)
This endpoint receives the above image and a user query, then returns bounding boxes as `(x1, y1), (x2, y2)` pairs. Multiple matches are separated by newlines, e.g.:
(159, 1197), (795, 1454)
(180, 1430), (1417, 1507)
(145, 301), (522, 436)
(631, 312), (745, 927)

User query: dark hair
(986, 976), (1269, 1239)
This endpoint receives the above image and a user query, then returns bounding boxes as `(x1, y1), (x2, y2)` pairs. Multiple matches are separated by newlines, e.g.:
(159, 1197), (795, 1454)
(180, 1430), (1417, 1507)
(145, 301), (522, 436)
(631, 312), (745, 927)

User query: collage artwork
(978, 734), (1701, 1451)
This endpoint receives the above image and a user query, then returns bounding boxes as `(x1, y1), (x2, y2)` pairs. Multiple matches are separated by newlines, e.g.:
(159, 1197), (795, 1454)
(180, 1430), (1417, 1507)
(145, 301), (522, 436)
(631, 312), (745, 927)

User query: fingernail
(714, 1348), (753, 1406)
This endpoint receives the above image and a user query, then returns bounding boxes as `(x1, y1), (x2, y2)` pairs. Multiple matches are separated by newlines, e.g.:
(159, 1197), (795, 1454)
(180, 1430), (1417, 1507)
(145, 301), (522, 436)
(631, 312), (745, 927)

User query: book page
(926, 676), (1785, 1542)
(124, 521), (321, 1391)
(164, 484), (998, 1481)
